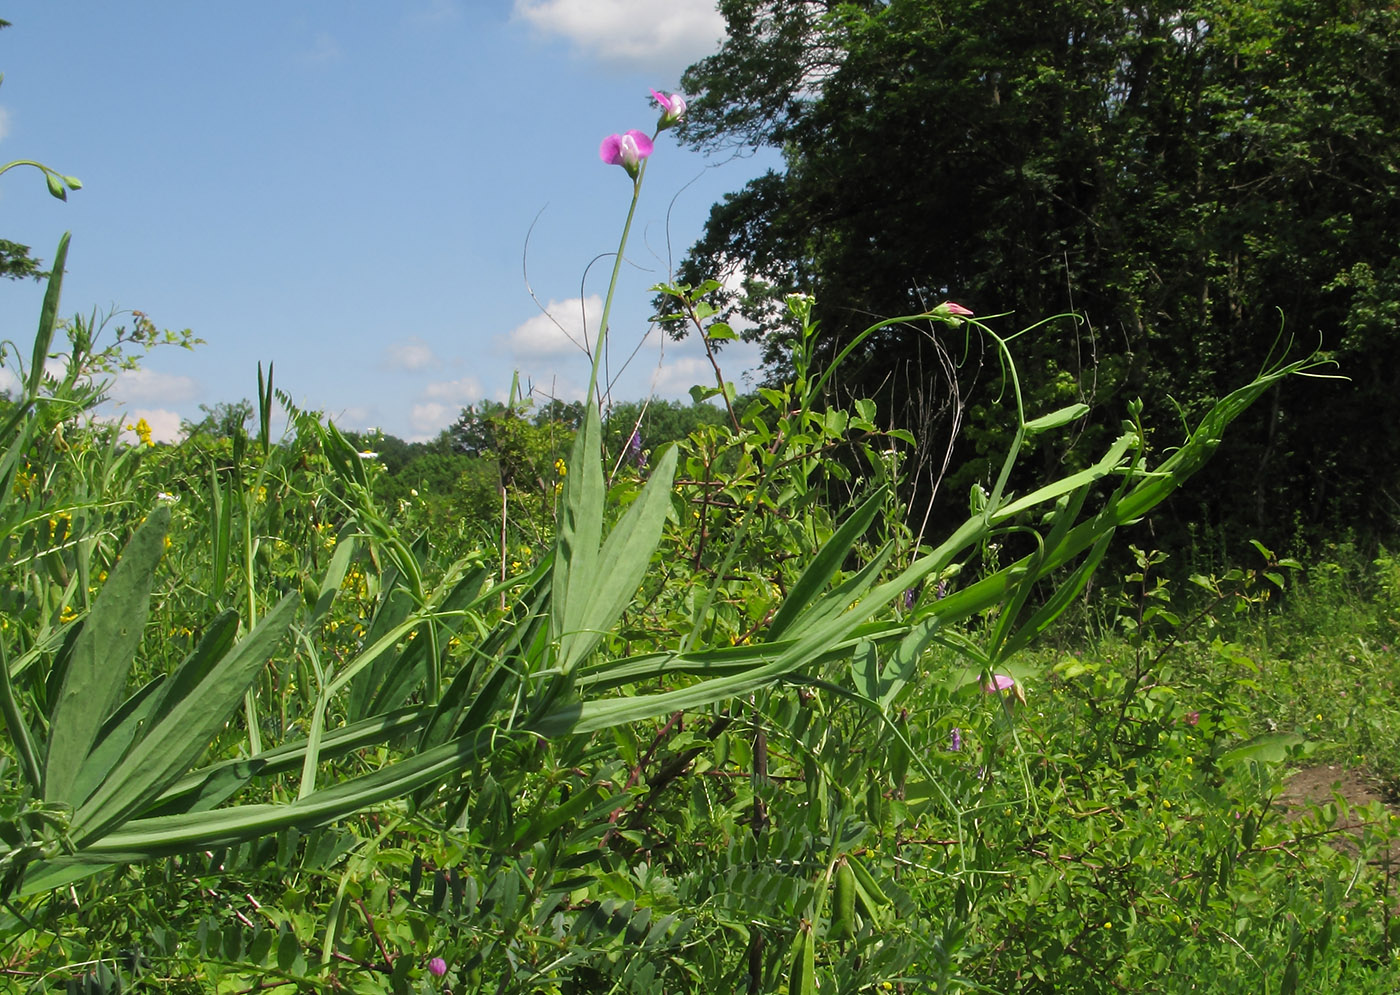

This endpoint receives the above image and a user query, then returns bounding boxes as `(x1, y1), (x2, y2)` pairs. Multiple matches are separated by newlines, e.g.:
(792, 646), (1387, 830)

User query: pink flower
(982, 673), (1027, 705)
(651, 89), (687, 129)
(937, 301), (974, 319)
(428, 956), (447, 977)
(599, 130), (654, 178)
(982, 674), (1016, 694)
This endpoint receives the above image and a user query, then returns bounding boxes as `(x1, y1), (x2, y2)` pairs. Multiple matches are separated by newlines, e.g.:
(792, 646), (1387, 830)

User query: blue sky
(0, 2), (778, 441)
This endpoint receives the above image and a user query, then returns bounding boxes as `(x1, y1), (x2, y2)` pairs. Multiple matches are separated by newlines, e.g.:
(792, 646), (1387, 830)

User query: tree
(180, 400), (254, 440)
(671, 0), (1400, 546)
(0, 238), (46, 281)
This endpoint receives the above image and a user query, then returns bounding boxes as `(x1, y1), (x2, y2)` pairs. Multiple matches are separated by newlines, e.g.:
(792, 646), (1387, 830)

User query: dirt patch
(1275, 765), (1400, 863)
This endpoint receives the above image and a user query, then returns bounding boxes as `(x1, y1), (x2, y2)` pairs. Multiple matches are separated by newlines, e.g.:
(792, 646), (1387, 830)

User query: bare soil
(1275, 765), (1400, 864)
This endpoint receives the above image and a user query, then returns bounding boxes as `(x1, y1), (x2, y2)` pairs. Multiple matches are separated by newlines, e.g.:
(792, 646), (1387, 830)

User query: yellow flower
(126, 417), (155, 447)
(554, 458), (567, 477)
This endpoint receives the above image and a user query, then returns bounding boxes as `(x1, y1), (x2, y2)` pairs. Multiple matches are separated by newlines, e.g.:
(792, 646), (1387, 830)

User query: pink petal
(982, 674), (1016, 693)
(941, 301), (975, 317)
(623, 129), (654, 158)
(599, 134), (623, 165)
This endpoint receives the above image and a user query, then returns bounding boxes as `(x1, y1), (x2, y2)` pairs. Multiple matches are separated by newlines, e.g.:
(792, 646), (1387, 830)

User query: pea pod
(832, 856), (857, 941)
(849, 853), (892, 926)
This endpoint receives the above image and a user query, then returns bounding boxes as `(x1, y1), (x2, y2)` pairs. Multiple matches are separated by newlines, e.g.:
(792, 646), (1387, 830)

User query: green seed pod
(832, 856), (857, 941)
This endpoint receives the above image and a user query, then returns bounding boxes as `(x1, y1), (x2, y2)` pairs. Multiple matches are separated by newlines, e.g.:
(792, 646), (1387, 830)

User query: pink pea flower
(651, 89), (687, 130)
(428, 956), (447, 977)
(936, 301), (974, 320)
(982, 673), (1027, 705)
(599, 130), (654, 178)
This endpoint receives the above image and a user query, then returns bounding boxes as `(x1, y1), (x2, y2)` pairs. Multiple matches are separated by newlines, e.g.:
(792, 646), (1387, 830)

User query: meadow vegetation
(5, 8), (1400, 993)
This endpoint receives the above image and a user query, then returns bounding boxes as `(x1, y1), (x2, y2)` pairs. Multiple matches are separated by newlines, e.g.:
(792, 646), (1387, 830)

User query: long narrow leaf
(766, 488), (886, 641)
(558, 444), (678, 671)
(69, 593), (298, 845)
(44, 505), (170, 807)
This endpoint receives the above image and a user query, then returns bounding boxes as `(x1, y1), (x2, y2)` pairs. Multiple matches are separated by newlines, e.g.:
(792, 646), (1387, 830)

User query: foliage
(671, 0), (1400, 550)
(4, 82), (1393, 995)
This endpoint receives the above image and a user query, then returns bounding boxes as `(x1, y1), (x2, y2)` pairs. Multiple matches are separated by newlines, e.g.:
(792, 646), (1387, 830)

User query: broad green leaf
(553, 403), (605, 655)
(45, 505), (170, 807)
(1218, 733), (1306, 768)
(69, 593), (298, 845)
(557, 442), (677, 672)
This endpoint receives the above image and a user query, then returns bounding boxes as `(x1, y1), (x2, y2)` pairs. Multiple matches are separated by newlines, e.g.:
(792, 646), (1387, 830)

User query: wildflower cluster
(126, 416), (155, 447)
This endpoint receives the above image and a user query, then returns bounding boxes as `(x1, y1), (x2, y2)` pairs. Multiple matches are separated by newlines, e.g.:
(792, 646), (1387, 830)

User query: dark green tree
(671, 0), (1400, 547)
(180, 400), (254, 441)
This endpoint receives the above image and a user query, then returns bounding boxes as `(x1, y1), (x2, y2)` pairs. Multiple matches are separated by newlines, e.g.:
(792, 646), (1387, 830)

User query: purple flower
(626, 429), (647, 469)
(651, 89), (687, 130)
(599, 130), (654, 178)
(1184, 711), (1200, 726)
(949, 727), (962, 752)
(903, 586), (917, 610)
(429, 957), (447, 977)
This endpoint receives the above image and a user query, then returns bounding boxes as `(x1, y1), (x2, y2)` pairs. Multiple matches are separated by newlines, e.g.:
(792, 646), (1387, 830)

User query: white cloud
(501, 295), (601, 360)
(513, 0), (725, 73)
(110, 368), (201, 406)
(646, 355), (714, 397)
(409, 401), (458, 438)
(424, 376), (483, 403)
(384, 336), (440, 372)
(331, 405), (376, 430)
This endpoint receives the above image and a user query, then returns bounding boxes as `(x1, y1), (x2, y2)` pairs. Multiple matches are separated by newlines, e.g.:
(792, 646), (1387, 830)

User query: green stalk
(588, 145), (654, 407)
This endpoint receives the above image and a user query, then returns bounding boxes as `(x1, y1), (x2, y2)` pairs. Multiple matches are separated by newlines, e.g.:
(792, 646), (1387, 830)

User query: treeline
(173, 395), (736, 550)
(667, 0), (1400, 554)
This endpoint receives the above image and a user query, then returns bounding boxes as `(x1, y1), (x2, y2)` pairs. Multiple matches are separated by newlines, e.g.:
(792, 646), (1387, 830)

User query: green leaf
(767, 488), (885, 641)
(1218, 733), (1307, 767)
(45, 505), (170, 807)
(68, 594), (298, 845)
(1023, 403), (1090, 433)
(706, 322), (736, 340)
(556, 436), (678, 672)
(29, 233), (70, 397)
